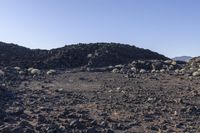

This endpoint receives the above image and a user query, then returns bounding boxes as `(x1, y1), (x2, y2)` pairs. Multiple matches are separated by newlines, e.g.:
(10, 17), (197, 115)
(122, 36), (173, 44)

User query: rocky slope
(182, 56), (200, 76)
(0, 42), (48, 68)
(0, 42), (169, 69)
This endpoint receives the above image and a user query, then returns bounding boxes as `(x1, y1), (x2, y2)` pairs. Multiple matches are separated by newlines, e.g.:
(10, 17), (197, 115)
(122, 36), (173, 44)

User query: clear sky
(0, 0), (200, 58)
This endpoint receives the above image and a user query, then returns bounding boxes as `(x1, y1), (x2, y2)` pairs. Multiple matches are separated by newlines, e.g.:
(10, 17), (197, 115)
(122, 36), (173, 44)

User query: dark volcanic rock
(0, 109), (6, 120)
(0, 42), (169, 69)
(0, 42), (48, 68)
(0, 70), (200, 132)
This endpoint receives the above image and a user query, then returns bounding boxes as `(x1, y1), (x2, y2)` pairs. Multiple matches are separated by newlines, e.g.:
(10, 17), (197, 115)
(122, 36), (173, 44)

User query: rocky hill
(0, 42), (169, 69)
(1, 42), (200, 133)
(0, 42), (48, 68)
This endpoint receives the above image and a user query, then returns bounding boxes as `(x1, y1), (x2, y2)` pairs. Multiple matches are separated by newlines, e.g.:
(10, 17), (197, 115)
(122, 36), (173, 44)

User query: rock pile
(0, 67), (60, 88)
(184, 57), (200, 77)
(111, 60), (186, 75)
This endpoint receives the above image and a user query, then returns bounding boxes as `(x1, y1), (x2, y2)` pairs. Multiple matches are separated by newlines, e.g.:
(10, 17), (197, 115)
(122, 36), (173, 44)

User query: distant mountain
(173, 56), (192, 62)
(0, 42), (169, 69)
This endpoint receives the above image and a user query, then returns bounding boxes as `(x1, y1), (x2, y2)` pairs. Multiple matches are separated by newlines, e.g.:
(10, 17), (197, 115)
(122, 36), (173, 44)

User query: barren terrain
(1, 70), (200, 133)
(0, 43), (200, 133)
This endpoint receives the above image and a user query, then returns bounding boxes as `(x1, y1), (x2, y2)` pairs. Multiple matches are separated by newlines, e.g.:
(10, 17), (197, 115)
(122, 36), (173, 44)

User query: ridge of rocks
(0, 42), (169, 69)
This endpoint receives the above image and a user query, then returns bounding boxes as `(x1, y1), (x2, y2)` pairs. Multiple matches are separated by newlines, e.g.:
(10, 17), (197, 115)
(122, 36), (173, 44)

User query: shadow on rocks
(0, 85), (15, 123)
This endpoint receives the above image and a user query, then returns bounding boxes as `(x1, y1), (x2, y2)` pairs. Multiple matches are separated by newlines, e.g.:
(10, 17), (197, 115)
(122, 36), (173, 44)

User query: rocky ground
(0, 62), (200, 133)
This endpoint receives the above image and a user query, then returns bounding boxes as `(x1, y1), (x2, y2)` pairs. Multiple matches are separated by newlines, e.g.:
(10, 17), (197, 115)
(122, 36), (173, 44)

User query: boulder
(164, 60), (172, 64)
(18, 71), (24, 75)
(14, 67), (21, 71)
(28, 68), (34, 72)
(140, 69), (146, 73)
(131, 67), (137, 72)
(30, 69), (41, 75)
(192, 71), (200, 77)
(175, 69), (180, 73)
(115, 64), (124, 68)
(171, 61), (177, 65)
(87, 54), (93, 58)
(160, 69), (165, 73)
(112, 68), (119, 73)
(47, 69), (56, 75)
(179, 69), (185, 73)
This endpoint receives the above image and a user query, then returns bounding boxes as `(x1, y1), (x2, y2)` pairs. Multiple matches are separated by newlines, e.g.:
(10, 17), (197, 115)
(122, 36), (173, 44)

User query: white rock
(28, 67), (34, 72)
(112, 68), (119, 73)
(131, 67), (137, 72)
(116, 87), (121, 91)
(138, 60), (145, 64)
(87, 54), (92, 58)
(18, 71), (24, 75)
(174, 111), (178, 116)
(2, 83), (6, 86)
(151, 69), (156, 73)
(115, 64), (124, 68)
(192, 71), (200, 77)
(0, 70), (5, 76)
(121, 90), (126, 94)
(31, 69), (41, 75)
(108, 66), (114, 69)
(14, 67), (21, 70)
(160, 69), (165, 73)
(147, 97), (154, 101)
(164, 60), (172, 64)
(47, 69), (56, 75)
(57, 88), (64, 92)
(108, 90), (112, 93)
(132, 61), (137, 64)
(190, 67), (194, 70)
(175, 69), (179, 73)
(171, 61), (177, 65)
(179, 68), (185, 72)
(140, 69), (146, 73)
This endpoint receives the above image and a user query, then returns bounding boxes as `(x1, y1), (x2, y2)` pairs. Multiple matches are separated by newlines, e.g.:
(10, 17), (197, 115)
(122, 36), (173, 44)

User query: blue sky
(0, 0), (200, 58)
